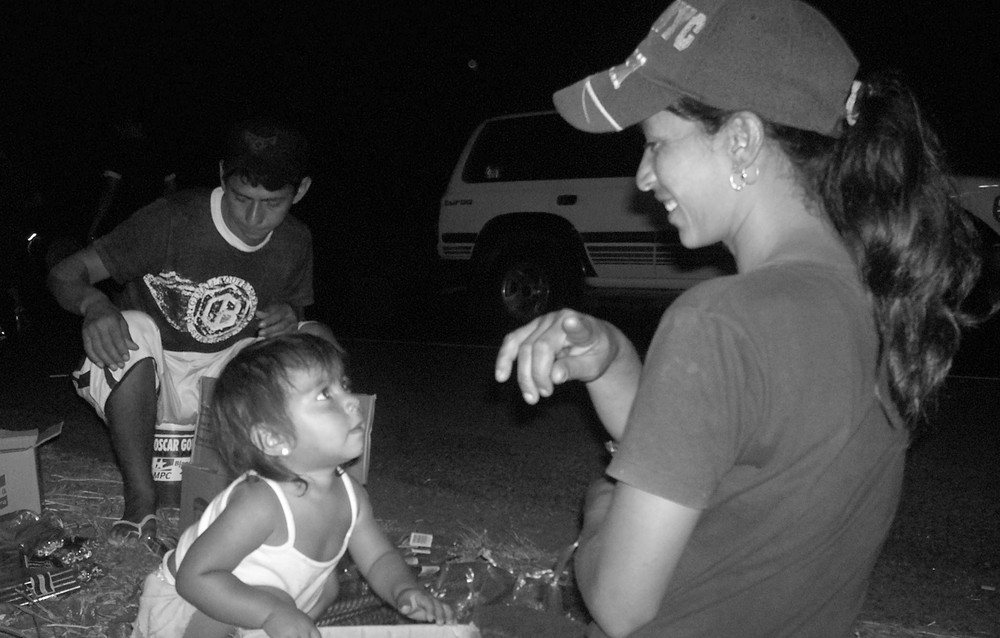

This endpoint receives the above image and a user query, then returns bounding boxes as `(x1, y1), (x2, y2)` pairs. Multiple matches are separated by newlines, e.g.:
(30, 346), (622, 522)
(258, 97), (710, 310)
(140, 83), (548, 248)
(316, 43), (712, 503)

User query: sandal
(150, 534), (178, 558)
(108, 514), (157, 546)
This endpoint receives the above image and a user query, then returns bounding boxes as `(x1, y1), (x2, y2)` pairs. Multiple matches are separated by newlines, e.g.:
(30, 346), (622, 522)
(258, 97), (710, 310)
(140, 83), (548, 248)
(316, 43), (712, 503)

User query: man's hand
(81, 298), (138, 370)
(255, 303), (299, 339)
(495, 309), (618, 404)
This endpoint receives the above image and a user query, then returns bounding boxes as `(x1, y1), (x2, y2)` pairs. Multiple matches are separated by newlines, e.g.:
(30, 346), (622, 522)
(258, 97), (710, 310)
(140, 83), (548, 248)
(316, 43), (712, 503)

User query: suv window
(461, 112), (643, 182)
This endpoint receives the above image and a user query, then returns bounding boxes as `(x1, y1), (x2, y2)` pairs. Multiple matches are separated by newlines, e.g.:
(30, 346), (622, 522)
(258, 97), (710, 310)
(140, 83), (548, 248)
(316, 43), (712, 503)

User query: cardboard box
(180, 383), (376, 530)
(0, 422), (63, 518)
(190, 377), (224, 472)
(347, 393), (376, 485)
(179, 463), (232, 530)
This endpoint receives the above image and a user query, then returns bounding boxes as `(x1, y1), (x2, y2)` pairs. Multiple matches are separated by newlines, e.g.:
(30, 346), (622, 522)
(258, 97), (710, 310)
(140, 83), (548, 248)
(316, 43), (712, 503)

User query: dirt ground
(2, 335), (997, 637)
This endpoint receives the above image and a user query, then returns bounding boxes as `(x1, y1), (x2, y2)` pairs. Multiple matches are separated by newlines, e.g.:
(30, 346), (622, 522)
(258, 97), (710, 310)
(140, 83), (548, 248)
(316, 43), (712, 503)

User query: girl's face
(281, 364), (365, 471)
(635, 110), (737, 250)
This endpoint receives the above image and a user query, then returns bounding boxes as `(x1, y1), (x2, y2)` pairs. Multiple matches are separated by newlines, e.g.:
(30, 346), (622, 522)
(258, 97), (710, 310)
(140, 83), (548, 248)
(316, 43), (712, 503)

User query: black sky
(2, 0), (998, 236)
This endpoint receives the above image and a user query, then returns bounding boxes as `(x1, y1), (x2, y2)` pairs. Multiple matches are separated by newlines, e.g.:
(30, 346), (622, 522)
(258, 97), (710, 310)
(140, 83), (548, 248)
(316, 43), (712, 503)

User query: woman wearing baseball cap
(495, 0), (984, 636)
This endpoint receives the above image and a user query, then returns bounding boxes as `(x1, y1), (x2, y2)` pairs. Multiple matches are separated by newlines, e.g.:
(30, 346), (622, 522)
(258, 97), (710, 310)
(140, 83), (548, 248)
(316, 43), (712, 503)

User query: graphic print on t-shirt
(144, 272), (258, 344)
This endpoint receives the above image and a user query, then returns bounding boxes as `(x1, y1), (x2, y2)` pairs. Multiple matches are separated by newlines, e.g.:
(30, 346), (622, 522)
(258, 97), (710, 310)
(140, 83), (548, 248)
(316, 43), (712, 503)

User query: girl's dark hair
(670, 69), (983, 428)
(210, 333), (349, 485)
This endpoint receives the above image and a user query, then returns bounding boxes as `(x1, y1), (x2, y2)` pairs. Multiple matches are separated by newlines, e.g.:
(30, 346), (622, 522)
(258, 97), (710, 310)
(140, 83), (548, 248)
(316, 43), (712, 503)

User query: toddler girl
(131, 333), (454, 637)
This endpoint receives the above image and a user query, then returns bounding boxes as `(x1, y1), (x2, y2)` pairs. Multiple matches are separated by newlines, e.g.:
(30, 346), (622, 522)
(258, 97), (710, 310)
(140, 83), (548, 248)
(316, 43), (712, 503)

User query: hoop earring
(280, 447), (290, 456)
(729, 165), (759, 192)
(729, 170), (747, 191)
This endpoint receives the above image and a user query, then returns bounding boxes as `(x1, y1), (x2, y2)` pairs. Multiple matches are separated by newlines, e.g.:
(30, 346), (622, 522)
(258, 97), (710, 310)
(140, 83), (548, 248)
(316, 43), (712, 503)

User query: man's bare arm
(48, 248), (137, 369)
(47, 247), (112, 316)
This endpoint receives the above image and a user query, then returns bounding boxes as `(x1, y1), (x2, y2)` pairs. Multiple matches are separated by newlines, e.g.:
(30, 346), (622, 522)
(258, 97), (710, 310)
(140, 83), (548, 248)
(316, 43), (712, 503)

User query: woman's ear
(725, 111), (765, 168)
(251, 424), (291, 457)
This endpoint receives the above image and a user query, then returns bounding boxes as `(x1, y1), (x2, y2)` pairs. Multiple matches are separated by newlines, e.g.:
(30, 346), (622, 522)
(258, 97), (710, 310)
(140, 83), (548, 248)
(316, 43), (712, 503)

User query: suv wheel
(474, 240), (582, 329)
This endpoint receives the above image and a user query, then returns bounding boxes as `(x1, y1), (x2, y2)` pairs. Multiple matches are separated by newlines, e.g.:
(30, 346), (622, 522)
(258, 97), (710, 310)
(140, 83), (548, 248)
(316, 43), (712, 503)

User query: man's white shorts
(72, 311), (257, 426)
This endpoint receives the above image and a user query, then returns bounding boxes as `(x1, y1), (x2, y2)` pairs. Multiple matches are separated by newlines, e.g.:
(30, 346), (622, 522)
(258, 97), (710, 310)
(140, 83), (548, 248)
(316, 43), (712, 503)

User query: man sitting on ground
(48, 116), (335, 547)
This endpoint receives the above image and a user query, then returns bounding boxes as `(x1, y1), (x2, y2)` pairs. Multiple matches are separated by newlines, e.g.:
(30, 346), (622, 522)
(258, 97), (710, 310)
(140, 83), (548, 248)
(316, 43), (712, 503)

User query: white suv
(438, 111), (999, 327)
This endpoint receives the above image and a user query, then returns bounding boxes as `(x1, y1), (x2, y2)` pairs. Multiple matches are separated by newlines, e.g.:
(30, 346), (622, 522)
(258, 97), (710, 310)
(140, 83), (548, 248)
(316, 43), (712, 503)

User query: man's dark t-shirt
(94, 188), (314, 353)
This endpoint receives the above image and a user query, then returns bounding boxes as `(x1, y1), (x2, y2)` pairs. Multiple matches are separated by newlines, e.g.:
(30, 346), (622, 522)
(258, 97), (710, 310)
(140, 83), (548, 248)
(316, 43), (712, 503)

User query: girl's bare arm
(176, 481), (317, 634)
(346, 484), (454, 623)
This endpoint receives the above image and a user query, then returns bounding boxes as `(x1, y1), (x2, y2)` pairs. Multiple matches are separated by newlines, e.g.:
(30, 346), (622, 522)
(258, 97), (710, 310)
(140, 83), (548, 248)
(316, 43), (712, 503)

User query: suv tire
(473, 237), (582, 329)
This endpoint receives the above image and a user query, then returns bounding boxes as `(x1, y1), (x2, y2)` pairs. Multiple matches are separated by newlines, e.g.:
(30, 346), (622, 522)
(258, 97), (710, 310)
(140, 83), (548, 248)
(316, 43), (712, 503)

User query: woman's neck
(728, 188), (850, 273)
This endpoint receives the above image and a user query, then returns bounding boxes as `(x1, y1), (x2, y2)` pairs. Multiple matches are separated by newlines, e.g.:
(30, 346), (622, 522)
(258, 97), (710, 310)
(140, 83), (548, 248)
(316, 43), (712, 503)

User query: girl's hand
(261, 604), (321, 638)
(396, 587), (456, 624)
(495, 309), (617, 404)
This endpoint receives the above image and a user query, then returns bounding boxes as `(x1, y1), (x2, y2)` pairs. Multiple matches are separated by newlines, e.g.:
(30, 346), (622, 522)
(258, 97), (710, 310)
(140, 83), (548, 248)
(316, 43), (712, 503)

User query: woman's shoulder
(678, 261), (857, 309)
(670, 271), (756, 316)
(665, 263), (864, 341)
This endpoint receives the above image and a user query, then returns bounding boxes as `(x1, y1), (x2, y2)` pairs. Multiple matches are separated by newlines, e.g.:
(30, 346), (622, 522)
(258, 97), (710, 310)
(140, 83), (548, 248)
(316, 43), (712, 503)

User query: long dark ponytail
(671, 69), (984, 427)
(821, 70), (981, 426)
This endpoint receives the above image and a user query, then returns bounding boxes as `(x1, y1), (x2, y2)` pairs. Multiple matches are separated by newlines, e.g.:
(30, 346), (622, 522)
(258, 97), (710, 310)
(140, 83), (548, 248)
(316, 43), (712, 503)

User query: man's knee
(75, 324), (161, 420)
(121, 311), (162, 345)
(112, 356), (157, 390)
(105, 357), (158, 412)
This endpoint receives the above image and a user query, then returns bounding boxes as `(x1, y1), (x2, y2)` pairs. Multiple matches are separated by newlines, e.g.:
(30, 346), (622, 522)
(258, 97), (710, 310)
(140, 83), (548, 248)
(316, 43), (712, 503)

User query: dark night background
(1, 8), (997, 634)
(2, 0), (999, 332)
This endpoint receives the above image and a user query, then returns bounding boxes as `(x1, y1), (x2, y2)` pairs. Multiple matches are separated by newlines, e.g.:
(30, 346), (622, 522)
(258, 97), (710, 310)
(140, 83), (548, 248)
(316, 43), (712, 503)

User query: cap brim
(553, 69), (683, 133)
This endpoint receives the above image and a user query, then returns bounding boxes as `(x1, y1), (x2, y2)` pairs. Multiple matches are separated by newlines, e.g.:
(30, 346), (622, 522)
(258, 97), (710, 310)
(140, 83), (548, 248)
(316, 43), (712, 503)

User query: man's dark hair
(221, 117), (310, 191)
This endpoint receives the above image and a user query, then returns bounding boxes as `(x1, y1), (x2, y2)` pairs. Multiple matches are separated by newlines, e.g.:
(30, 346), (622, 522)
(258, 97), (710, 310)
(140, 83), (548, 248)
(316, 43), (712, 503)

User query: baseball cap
(553, 0), (858, 137)
(222, 117), (310, 190)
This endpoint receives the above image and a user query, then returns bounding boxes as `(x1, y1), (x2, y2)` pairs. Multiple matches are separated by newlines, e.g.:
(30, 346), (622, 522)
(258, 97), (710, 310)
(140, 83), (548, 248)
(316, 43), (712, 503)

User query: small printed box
(0, 422), (63, 519)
